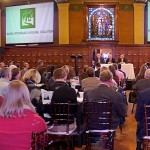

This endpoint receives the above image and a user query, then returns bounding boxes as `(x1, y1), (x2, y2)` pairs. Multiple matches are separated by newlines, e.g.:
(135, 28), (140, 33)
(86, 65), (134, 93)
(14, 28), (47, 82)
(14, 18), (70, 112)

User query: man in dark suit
(94, 53), (105, 64)
(117, 54), (128, 64)
(135, 87), (150, 150)
(84, 70), (127, 129)
(106, 54), (116, 64)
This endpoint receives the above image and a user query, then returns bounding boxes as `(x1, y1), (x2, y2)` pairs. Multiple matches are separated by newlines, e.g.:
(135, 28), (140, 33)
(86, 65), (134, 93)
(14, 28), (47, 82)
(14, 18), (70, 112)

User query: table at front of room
(121, 63), (135, 80)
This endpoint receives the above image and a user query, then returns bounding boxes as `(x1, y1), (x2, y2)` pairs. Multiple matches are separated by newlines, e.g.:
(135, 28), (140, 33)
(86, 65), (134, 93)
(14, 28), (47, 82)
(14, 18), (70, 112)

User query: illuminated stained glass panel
(88, 7), (115, 41)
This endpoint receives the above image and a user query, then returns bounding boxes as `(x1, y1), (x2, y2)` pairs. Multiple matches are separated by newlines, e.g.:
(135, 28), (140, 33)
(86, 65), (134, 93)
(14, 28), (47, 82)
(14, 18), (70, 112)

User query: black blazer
(106, 58), (116, 64)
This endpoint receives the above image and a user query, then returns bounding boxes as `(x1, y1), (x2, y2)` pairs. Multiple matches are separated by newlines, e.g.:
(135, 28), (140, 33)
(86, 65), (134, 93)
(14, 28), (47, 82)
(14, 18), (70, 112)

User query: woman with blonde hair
(0, 80), (47, 150)
(23, 69), (44, 117)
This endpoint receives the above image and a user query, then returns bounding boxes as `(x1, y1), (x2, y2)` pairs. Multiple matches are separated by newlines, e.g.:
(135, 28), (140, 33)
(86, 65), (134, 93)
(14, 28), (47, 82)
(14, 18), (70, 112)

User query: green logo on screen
(20, 8), (35, 29)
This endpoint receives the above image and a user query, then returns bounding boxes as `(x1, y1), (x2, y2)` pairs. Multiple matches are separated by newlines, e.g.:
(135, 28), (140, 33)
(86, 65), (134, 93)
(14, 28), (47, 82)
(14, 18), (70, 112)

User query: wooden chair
(31, 130), (49, 150)
(142, 105), (150, 150)
(84, 100), (115, 150)
(47, 101), (78, 150)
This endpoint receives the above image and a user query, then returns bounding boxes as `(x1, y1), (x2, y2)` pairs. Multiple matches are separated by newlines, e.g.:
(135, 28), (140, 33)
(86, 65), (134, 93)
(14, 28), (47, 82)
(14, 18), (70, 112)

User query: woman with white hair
(23, 69), (44, 117)
(133, 69), (150, 91)
(0, 80), (47, 150)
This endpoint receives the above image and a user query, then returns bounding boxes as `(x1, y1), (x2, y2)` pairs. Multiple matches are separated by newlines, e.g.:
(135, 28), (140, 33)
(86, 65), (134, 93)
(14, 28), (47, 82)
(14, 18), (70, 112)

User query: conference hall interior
(0, 0), (149, 150)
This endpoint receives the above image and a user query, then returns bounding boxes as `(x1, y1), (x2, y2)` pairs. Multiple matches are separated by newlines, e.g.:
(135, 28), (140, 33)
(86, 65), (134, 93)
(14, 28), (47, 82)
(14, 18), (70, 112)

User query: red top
(0, 109), (47, 150)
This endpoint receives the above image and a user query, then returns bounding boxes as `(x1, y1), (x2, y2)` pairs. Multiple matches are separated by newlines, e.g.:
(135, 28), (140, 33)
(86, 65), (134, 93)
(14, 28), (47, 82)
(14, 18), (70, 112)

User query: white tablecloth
(121, 64), (135, 80)
(101, 63), (135, 80)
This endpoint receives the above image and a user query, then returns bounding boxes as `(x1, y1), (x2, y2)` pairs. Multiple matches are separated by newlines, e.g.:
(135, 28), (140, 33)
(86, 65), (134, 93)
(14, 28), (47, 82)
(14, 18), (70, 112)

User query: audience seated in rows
(84, 70), (127, 129)
(81, 67), (100, 92)
(0, 80), (47, 150)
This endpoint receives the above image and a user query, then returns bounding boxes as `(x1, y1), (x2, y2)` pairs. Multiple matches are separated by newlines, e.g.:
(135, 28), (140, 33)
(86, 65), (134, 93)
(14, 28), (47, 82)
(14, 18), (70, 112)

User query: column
(133, 3), (145, 44)
(57, 3), (69, 44)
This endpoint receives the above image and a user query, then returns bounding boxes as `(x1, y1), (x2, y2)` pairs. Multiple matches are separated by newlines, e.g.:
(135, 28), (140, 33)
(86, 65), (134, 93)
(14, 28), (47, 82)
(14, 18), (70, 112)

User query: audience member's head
(11, 68), (20, 80)
(53, 68), (67, 81)
(100, 70), (113, 82)
(23, 62), (30, 69)
(86, 67), (95, 77)
(8, 60), (14, 66)
(100, 66), (108, 72)
(23, 69), (41, 84)
(9, 65), (17, 71)
(0, 67), (11, 80)
(83, 65), (89, 72)
(37, 60), (44, 67)
(0, 62), (5, 69)
(144, 69), (150, 79)
(0, 80), (35, 118)
(95, 62), (101, 69)
(62, 65), (69, 75)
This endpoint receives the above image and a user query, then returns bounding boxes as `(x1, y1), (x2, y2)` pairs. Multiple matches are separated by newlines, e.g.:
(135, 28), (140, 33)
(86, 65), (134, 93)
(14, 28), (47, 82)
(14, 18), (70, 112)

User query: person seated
(84, 70), (127, 129)
(49, 68), (70, 91)
(133, 69), (150, 92)
(135, 87), (150, 150)
(135, 63), (149, 83)
(36, 60), (46, 83)
(81, 67), (100, 92)
(94, 62), (101, 78)
(23, 69), (44, 118)
(106, 54), (116, 64)
(0, 80), (47, 149)
(49, 68), (78, 131)
(0, 67), (11, 97)
(94, 53), (105, 64)
(117, 54), (128, 64)
(79, 65), (89, 84)
(118, 63), (126, 78)
(10, 68), (20, 81)
(109, 65), (119, 86)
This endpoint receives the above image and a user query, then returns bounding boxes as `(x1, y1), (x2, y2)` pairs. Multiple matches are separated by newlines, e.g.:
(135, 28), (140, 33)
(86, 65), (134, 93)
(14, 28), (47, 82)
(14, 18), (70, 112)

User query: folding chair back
(84, 100), (115, 150)
(143, 105), (150, 150)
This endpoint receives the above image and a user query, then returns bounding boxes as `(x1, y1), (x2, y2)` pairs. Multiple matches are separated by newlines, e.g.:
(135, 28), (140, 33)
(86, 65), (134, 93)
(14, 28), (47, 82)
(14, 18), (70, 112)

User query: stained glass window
(88, 7), (115, 41)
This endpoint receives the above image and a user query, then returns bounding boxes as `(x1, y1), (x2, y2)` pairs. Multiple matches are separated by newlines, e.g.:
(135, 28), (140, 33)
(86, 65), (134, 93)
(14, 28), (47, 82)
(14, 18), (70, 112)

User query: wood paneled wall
(1, 44), (150, 76)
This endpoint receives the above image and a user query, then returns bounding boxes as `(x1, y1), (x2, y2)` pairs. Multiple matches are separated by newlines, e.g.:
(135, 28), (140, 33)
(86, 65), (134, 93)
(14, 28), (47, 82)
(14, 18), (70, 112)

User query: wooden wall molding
(1, 44), (150, 75)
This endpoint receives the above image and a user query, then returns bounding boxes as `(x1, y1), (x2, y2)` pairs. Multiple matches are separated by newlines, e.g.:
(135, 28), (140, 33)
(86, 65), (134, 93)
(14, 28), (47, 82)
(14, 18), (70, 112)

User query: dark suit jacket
(132, 79), (150, 91)
(117, 58), (128, 64)
(84, 84), (126, 129)
(94, 57), (105, 64)
(95, 68), (100, 78)
(106, 58), (116, 64)
(51, 84), (78, 124)
(135, 88), (150, 141)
